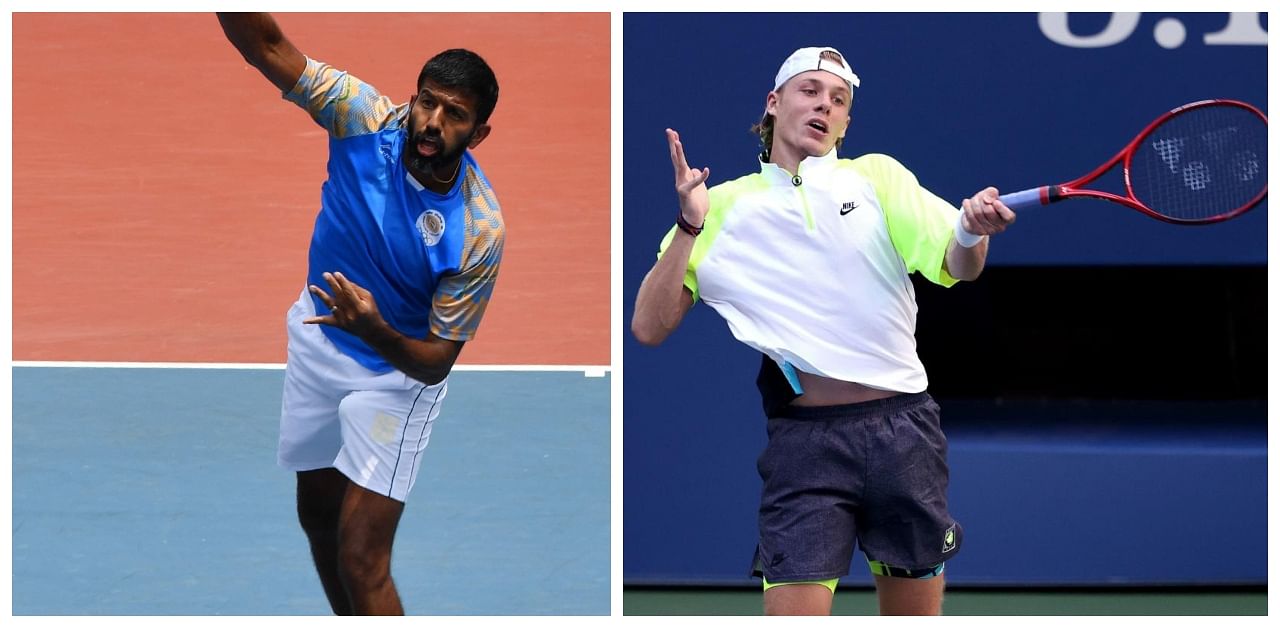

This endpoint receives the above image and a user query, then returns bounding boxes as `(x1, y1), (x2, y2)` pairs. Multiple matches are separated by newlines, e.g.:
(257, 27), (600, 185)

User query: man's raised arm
(631, 128), (709, 346)
(217, 12), (307, 93)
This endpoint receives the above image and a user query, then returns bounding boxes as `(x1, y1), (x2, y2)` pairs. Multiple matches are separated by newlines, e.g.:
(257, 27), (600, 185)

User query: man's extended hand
(667, 128), (711, 227)
(305, 271), (386, 338)
(960, 186), (1017, 235)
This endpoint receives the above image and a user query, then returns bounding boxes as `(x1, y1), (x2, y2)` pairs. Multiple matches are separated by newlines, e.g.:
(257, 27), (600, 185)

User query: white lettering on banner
(1040, 13), (1267, 48)
(1039, 13), (1141, 48)
(1153, 18), (1187, 49)
(1203, 13), (1269, 45)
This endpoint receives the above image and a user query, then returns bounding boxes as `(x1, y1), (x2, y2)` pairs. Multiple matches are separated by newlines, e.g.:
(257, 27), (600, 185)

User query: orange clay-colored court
(13, 13), (609, 366)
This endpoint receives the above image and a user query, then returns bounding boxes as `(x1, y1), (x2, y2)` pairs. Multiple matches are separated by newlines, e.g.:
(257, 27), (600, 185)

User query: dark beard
(405, 129), (471, 178)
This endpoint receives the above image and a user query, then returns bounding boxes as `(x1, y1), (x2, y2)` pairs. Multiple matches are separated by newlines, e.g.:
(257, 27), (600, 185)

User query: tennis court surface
(623, 587), (1266, 615)
(13, 365), (609, 615)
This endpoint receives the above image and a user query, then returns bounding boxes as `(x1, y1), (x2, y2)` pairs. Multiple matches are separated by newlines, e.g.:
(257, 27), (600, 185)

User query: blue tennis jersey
(284, 57), (505, 372)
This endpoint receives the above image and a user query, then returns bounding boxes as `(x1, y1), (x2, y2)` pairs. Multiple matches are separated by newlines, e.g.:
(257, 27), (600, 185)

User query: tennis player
(632, 47), (1015, 615)
(218, 13), (504, 615)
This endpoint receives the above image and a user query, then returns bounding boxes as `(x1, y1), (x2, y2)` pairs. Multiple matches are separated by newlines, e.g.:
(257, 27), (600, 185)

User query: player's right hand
(666, 128), (710, 227)
(961, 186), (1016, 236)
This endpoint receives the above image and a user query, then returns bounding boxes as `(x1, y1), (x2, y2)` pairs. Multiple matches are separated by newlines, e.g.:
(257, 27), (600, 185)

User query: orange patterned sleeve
(283, 57), (406, 138)
(429, 168), (505, 341)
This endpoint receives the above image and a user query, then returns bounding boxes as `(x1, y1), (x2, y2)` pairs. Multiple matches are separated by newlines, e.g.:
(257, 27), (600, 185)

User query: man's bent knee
(337, 542), (393, 591)
(335, 483), (404, 591)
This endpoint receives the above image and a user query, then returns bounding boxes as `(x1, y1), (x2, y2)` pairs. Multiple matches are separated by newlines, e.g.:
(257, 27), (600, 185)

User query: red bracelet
(676, 211), (704, 237)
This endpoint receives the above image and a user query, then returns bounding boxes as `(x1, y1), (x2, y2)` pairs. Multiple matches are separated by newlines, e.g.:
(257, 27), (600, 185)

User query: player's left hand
(304, 271), (386, 338)
(961, 186), (1016, 235)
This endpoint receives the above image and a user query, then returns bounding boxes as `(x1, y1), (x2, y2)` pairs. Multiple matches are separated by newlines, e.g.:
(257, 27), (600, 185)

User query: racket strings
(1130, 104), (1267, 221)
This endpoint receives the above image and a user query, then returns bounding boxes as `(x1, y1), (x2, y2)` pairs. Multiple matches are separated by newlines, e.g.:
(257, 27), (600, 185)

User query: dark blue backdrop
(623, 13), (1267, 587)
(623, 12), (1267, 267)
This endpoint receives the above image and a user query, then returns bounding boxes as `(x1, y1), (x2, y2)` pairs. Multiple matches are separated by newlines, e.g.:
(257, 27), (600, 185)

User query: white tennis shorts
(277, 289), (447, 502)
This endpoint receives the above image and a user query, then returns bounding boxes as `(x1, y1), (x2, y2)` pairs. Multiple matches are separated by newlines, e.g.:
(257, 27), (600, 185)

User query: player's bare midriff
(791, 371), (902, 406)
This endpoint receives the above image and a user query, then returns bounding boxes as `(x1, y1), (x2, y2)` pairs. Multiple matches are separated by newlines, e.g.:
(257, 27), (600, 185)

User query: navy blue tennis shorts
(750, 392), (962, 582)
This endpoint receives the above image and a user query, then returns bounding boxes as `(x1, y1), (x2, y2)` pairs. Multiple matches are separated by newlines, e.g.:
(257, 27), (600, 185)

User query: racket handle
(998, 187), (1052, 212)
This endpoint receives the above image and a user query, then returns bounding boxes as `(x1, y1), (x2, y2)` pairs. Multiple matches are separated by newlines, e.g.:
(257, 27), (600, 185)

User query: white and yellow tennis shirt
(658, 149), (960, 393)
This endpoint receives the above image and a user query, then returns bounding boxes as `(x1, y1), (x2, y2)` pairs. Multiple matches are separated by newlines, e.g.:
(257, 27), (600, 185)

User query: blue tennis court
(12, 365), (610, 615)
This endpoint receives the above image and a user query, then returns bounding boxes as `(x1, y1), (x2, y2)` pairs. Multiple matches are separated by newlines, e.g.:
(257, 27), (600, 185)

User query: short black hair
(417, 49), (500, 125)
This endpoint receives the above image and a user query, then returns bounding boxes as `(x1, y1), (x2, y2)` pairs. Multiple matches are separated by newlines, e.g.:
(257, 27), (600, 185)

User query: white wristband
(954, 211), (987, 248)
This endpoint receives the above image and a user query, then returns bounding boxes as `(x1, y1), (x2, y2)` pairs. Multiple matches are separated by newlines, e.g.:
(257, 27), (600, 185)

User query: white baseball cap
(773, 46), (860, 91)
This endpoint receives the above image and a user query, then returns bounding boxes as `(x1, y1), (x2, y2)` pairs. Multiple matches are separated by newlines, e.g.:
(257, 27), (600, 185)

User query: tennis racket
(998, 99), (1267, 225)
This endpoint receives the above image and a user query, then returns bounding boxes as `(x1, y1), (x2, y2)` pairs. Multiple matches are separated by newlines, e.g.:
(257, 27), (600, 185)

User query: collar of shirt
(756, 147), (839, 186)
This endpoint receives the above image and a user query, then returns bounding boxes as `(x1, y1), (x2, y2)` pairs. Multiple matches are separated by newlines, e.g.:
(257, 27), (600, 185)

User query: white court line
(11, 361), (610, 377)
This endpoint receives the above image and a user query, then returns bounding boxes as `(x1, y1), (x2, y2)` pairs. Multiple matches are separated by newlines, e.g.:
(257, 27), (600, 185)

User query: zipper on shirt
(793, 165), (815, 232)
(799, 186), (815, 232)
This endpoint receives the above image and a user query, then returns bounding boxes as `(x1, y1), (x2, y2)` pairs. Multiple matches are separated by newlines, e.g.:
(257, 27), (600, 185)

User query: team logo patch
(370, 411), (401, 445)
(942, 525), (957, 553)
(417, 209), (446, 247)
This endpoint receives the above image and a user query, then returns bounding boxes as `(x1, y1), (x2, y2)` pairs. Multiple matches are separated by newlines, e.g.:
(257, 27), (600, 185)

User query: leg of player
(763, 583), (834, 615)
(337, 482), (407, 615)
(873, 573), (945, 615)
(296, 468), (354, 615)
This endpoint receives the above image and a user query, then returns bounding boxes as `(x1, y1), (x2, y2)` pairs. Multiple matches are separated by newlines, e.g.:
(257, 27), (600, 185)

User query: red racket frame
(1011, 99), (1268, 225)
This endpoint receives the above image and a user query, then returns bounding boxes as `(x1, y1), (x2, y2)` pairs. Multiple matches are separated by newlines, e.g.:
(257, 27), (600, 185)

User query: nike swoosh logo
(839, 204), (858, 215)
